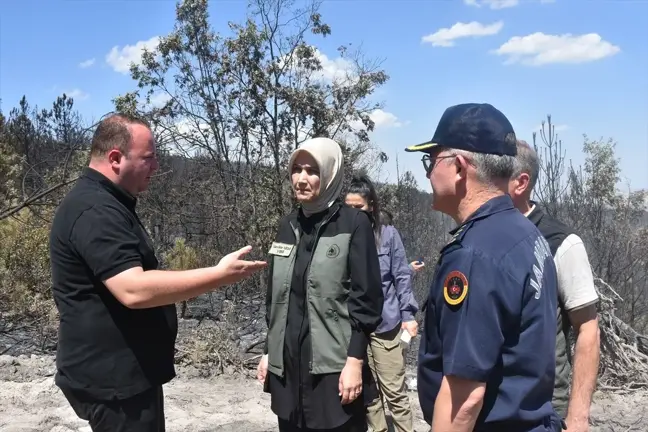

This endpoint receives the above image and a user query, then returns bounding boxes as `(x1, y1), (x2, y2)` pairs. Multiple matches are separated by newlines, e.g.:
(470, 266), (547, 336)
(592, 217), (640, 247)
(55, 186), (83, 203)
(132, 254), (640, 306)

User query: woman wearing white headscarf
(257, 137), (384, 432)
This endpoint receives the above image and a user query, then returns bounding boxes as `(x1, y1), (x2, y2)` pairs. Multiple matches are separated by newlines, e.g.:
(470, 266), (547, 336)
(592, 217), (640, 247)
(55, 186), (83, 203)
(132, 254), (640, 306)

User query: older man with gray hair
(508, 140), (601, 432)
(408, 103), (562, 432)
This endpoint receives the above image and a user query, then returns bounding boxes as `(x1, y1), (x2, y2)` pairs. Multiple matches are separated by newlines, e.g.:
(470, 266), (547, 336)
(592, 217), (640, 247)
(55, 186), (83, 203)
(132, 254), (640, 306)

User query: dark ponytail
(380, 210), (393, 226)
(347, 174), (381, 243)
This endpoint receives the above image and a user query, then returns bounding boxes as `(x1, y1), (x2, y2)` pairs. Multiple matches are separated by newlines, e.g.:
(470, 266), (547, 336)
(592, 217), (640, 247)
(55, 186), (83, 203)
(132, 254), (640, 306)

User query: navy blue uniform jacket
(418, 195), (560, 431)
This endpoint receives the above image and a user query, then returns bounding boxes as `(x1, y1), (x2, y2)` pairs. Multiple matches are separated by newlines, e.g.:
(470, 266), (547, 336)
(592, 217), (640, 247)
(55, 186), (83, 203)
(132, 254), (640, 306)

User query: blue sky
(1, 0), (647, 192)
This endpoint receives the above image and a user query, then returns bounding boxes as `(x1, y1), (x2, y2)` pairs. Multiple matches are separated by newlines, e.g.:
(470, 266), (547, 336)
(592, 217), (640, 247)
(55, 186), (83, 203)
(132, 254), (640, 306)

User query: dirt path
(0, 355), (646, 431)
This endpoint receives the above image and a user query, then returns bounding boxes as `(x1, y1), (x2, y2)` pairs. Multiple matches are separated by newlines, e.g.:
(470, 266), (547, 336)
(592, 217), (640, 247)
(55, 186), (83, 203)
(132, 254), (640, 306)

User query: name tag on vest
(269, 242), (294, 257)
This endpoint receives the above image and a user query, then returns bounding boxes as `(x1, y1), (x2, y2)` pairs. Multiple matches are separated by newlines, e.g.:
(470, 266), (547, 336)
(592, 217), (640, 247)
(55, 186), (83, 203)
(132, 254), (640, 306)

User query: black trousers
(278, 415), (367, 432)
(61, 386), (165, 432)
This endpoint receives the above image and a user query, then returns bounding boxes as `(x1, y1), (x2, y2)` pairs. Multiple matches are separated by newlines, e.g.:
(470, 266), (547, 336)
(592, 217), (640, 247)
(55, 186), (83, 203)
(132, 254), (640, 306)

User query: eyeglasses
(421, 154), (455, 175)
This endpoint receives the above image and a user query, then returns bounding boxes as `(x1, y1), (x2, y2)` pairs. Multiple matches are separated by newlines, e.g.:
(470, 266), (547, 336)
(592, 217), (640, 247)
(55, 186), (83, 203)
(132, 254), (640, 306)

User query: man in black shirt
(49, 113), (267, 432)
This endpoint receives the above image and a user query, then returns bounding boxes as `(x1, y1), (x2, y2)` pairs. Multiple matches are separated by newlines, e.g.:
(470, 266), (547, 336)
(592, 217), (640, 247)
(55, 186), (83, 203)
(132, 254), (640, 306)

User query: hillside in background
(1, 0), (647, 406)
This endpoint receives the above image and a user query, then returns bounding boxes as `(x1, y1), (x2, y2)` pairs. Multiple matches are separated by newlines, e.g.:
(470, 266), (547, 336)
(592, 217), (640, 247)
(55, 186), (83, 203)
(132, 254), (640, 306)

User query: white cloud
(368, 109), (403, 128)
(154, 117), (212, 156)
(314, 49), (354, 82)
(465, 0), (554, 8)
(493, 32), (620, 66)
(464, 0), (519, 9)
(79, 58), (95, 68)
(64, 88), (89, 101)
(422, 21), (504, 47)
(149, 93), (172, 109)
(350, 109), (403, 131)
(175, 118), (211, 136)
(279, 47), (354, 83)
(105, 36), (160, 74)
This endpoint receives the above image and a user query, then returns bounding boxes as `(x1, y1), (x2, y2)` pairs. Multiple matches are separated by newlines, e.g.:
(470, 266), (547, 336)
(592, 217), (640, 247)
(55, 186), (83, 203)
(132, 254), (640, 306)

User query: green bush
(0, 209), (57, 327)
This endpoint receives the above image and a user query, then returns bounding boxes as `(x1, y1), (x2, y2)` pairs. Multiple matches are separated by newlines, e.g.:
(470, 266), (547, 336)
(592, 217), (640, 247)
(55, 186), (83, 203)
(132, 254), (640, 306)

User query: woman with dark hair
(257, 138), (384, 432)
(345, 175), (419, 432)
(379, 210), (393, 226)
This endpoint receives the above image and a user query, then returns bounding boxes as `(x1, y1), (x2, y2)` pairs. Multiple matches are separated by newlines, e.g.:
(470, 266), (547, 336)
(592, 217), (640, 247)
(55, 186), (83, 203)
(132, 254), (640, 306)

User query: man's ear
(107, 149), (123, 168)
(454, 153), (470, 180)
(515, 173), (531, 195)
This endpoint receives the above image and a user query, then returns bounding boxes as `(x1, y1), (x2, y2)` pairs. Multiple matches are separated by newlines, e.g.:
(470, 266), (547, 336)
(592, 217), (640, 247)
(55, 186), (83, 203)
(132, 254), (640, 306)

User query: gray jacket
(375, 224), (418, 334)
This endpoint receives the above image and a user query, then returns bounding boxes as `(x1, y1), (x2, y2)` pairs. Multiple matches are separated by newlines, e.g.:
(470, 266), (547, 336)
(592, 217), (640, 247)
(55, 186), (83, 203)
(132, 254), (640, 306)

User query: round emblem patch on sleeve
(443, 270), (469, 306)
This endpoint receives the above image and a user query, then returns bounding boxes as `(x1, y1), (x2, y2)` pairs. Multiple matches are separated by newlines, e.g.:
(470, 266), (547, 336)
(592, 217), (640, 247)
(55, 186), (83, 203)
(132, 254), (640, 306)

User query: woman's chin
(295, 193), (316, 203)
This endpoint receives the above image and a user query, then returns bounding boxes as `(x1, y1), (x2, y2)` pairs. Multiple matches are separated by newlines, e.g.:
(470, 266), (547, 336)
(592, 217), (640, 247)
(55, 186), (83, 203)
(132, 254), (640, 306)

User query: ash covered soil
(0, 354), (646, 432)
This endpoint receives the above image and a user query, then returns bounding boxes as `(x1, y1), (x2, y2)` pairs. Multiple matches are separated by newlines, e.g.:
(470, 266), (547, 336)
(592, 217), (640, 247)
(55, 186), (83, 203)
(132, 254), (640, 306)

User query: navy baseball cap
(405, 103), (517, 156)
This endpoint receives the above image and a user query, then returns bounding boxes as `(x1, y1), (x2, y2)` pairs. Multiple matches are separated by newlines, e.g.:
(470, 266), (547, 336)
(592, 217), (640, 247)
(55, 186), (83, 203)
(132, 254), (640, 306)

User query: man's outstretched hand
(215, 245), (267, 286)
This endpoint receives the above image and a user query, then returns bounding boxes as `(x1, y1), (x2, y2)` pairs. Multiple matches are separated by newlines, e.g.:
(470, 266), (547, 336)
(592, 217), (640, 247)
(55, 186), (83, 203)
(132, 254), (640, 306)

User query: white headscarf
(288, 137), (344, 217)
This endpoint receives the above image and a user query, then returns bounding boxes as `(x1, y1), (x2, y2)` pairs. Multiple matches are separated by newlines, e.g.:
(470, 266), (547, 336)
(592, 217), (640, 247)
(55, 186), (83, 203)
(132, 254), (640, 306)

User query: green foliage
(113, 0), (390, 300)
(0, 0), (645, 367)
(377, 167), (451, 303)
(0, 140), (21, 210)
(0, 210), (56, 325)
(0, 94), (88, 340)
(0, 94), (89, 221)
(582, 135), (622, 207)
(0, 111), (21, 211)
(164, 238), (199, 270)
(534, 120), (648, 330)
(163, 237), (201, 319)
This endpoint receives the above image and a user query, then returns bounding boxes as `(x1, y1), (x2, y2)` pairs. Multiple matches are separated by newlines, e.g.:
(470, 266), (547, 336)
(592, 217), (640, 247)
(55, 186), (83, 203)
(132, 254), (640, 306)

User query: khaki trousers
(366, 326), (413, 432)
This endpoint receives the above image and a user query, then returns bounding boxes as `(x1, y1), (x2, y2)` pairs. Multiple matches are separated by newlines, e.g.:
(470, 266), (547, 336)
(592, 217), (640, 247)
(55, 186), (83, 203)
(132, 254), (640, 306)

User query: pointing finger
(237, 245), (253, 257)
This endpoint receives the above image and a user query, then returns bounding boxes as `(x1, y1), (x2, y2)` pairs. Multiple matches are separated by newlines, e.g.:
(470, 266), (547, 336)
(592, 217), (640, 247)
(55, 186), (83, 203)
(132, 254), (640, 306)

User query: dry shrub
(596, 277), (648, 390)
(175, 300), (247, 376)
(0, 210), (57, 328)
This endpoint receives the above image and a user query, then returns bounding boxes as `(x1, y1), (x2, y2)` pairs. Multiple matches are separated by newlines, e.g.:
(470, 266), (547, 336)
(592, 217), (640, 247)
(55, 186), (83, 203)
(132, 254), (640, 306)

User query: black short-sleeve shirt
(49, 167), (178, 400)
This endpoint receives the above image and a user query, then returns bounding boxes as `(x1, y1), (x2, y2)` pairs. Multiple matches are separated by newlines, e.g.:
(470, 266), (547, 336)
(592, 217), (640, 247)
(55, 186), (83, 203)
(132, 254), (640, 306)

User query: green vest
(266, 220), (353, 377)
(527, 204), (574, 419)
(553, 305), (571, 418)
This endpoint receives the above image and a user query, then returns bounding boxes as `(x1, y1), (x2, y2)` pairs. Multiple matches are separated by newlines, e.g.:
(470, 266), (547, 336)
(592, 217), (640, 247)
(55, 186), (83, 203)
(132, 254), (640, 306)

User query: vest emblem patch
(326, 244), (340, 259)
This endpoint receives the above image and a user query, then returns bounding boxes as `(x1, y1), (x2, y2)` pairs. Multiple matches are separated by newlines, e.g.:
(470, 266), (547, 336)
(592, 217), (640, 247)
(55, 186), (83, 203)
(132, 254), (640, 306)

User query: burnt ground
(0, 353), (646, 432)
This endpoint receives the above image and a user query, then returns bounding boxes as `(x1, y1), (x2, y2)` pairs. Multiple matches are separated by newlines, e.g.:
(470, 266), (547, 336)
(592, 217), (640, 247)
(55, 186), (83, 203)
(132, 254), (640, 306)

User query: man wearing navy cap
(407, 103), (562, 431)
